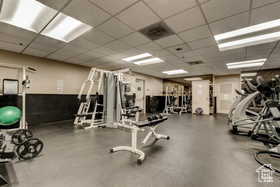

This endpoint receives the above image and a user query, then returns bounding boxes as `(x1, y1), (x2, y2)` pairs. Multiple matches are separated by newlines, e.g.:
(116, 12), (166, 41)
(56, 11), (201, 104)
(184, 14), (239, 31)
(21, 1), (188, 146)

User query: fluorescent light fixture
(41, 13), (92, 42)
(218, 31), (280, 51)
(133, 57), (163, 65)
(0, 0), (92, 42)
(122, 53), (152, 62)
(227, 59), (266, 69)
(243, 78), (253, 81)
(241, 72), (257, 77)
(162, 69), (188, 75)
(0, 0), (57, 33)
(215, 18), (280, 41)
(184, 77), (202, 81)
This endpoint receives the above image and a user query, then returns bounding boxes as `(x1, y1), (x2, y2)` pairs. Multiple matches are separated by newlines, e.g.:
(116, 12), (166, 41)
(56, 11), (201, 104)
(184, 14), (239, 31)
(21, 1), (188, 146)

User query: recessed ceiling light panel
(241, 72), (257, 77)
(214, 18), (280, 41)
(122, 53), (152, 62)
(0, 0), (57, 33)
(162, 69), (188, 75)
(226, 59), (266, 69)
(184, 77), (202, 81)
(133, 57), (163, 65)
(218, 31), (280, 51)
(41, 13), (92, 42)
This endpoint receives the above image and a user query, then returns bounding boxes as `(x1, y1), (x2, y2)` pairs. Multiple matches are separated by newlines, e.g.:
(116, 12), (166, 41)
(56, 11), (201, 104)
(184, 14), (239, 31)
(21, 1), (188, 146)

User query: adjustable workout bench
(110, 109), (170, 164)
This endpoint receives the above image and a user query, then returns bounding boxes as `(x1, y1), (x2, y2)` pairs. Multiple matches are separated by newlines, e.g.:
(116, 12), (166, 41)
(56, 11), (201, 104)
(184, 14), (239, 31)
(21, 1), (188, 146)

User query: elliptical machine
(249, 76), (280, 173)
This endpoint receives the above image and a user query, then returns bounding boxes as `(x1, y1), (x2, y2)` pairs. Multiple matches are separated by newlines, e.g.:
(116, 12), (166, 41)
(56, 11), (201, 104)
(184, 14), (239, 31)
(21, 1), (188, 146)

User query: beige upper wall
(0, 50), (90, 94)
(127, 72), (163, 96)
(0, 50), (163, 95)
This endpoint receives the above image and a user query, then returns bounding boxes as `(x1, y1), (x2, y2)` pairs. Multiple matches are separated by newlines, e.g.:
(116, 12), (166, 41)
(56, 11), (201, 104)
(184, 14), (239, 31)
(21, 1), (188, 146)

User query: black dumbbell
(153, 115), (158, 120)
(155, 114), (161, 120)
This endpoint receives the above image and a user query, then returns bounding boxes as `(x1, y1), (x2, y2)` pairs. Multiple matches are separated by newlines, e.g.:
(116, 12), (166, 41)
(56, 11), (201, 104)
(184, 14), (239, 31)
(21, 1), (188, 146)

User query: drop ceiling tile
(121, 48), (146, 56)
(63, 0), (111, 27)
(90, 47), (117, 57)
(0, 23), (37, 43)
(263, 61), (280, 69)
(151, 49), (174, 57)
(165, 7), (205, 33)
(37, 0), (69, 9)
(177, 50), (202, 59)
(103, 53), (128, 61)
(117, 2), (161, 30)
(219, 48), (246, 58)
(182, 55), (205, 63)
(98, 18), (133, 39)
(0, 41), (25, 53)
(81, 49), (107, 59)
(29, 36), (66, 54)
(207, 55), (244, 64)
(104, 40), (132, 53)
(251, 1), (280, 25)
(178, 25), (211, 42)
(246, 42), (275, 58)
(83, 30), (114, 45)
(23, 48), (49, 57)
(271, 44), (280, 59)
(89, 0), (138, 15)
(47, 45), (88, 60)
(188, 37), (216, 50)
(252, 0), (280, 8)
(0, 32), (30, 46)
(144, 0), (197, 19)
(155, 35), (184, 48)
(195, 46), (220, 58)
(67, 53), (97, 64)
(201, 0), (250, 22)
(161, 54), (182, 62)
(69, 37), (100, 50)
(33, 35), (64, 46)
(166, 44), (192, 54)
(27, 43), (62, 55)
(136, 42), (162, 51)
(209, 12), (250, 35)
(120, 32), (151, 47)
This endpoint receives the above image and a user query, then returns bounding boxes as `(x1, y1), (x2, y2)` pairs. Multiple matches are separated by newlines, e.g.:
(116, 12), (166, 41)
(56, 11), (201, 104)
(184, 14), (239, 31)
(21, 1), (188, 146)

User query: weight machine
(163, 87), (177, 115)
(74, 68), (129, 129)
(175, 87), (190, 115)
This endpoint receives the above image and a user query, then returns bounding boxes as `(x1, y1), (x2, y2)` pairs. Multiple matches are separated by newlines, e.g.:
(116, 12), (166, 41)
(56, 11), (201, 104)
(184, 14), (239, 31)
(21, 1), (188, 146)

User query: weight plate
(11, 129), (33, 145)
(16, 138), (43, 160)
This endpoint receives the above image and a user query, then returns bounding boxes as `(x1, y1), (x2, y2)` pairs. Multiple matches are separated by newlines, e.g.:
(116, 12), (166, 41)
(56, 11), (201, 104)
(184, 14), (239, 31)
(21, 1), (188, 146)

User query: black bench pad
(135, 117), (168, 128)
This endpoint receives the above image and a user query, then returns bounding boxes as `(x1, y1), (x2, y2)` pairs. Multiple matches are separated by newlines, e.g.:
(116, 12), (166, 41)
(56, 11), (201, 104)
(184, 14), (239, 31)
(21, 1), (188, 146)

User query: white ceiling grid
(0, 0), (279, 78)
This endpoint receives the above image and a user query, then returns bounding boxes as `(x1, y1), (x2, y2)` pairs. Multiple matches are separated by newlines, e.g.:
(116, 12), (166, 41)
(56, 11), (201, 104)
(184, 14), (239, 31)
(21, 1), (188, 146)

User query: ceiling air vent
(185, 61), (204, 66)
(139, 22), (175, 41)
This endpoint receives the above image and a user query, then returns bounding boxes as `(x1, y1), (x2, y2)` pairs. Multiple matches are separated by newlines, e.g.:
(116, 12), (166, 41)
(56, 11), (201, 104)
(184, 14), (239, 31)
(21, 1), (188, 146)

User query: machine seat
(135, 117), (168, 128)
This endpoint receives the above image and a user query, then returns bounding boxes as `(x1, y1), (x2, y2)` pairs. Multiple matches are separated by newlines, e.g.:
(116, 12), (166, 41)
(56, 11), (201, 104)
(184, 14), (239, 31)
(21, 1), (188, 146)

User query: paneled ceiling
(0, 0), (280, 79)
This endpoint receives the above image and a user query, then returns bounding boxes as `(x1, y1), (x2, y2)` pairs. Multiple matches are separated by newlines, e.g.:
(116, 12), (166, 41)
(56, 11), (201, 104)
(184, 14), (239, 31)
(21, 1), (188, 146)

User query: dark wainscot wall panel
(146, 96), (165, 113)
(1, 94), (163, 125)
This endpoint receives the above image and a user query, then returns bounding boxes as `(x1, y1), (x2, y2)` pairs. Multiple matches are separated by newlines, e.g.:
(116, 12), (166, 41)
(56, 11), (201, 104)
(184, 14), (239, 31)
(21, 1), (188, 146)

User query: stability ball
(0, 106), (22, 126)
